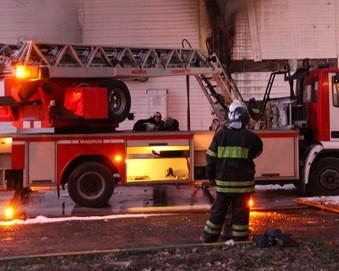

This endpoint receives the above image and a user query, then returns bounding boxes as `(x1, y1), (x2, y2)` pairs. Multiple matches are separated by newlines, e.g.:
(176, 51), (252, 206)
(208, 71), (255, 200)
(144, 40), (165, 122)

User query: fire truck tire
(309, 157), (339, 196)
(100, 80), (131, 123)
(68, 162), (115, 208)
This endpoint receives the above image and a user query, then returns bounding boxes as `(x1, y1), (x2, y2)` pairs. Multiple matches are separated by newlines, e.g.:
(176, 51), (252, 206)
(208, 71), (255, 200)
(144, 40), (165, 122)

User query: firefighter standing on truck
(202, 100), (263, 243)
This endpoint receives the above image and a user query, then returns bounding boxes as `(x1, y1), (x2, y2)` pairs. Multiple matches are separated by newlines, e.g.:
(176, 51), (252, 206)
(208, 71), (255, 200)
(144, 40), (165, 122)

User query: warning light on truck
(249, 197), (254, 208)
(15, 65), (39, 80)
(4, 207), (14, 220)
(114, 154), (123, 162)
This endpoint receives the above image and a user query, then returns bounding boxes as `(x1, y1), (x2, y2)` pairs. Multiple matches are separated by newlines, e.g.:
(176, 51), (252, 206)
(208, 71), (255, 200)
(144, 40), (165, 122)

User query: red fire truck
(0, 41), (338, 208)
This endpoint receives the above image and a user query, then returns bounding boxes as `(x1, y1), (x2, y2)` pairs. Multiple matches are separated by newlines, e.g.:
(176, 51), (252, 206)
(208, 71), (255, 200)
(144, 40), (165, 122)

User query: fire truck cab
(297, 68), (339, 196)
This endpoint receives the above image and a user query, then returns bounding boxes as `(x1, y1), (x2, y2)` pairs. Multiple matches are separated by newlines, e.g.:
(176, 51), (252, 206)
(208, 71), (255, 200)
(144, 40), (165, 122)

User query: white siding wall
(234, 72), (291, 101)
(82, 0), (213, 131)
(0, 0), (82, 44)
(233, 0), (339, 60)
(233, 0), (339, 99)
(82, 0), (200, 47)
(122, 77), (212, 131)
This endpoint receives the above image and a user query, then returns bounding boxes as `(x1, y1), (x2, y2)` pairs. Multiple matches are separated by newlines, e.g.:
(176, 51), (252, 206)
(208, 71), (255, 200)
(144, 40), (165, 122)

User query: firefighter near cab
(202, 100), (263, 243)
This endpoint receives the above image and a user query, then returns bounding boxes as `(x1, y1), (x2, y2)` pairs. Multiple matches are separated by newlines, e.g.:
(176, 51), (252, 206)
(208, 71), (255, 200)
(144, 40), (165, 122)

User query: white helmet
(228, 99), (245, 121)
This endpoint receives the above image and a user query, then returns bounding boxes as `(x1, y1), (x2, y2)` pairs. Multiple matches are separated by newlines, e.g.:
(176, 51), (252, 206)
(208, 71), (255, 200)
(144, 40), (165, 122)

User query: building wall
(233, 0), (338, 60)
(232, 0), (339, 100)
(82, 0), (212, 131)
(82, 0), (200, 48)
(0, 0), (82, 44)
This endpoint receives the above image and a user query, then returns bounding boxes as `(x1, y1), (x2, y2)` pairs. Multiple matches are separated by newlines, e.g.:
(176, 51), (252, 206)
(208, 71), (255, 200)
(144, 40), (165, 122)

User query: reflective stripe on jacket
(206, 125), (263, 194)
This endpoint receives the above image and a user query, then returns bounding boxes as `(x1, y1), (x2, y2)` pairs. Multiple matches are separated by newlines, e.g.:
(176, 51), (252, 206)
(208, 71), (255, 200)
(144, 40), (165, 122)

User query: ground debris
(0, 242), (337, 271)
(0, 211), (338, 270)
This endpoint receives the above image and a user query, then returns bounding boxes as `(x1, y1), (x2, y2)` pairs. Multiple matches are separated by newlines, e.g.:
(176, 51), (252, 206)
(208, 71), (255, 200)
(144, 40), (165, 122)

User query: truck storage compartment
(193, 131), (214, 180)
(28, 141), (57, 186)
(254, 130), (299, 182)
(0, 137), (12, 188)
(193, 130), (299, 183)
(126, 138), (192, 183)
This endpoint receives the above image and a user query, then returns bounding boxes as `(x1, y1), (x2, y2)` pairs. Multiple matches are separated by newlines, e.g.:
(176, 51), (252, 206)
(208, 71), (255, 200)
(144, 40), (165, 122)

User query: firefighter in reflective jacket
(202, 100), (263, 243)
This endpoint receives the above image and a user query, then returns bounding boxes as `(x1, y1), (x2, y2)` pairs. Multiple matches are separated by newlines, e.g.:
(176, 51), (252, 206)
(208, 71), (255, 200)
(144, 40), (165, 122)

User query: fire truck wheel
(100, 80), (131, 123)
(309, 157), (339, 196)
(68, 162), (115, 208)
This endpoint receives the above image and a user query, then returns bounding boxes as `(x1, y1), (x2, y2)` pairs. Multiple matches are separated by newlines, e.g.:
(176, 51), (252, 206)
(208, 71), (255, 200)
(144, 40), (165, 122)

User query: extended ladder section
(0, 40), (243, 116)
(195, 56), (243, 117)
(0, 44), (17, 76)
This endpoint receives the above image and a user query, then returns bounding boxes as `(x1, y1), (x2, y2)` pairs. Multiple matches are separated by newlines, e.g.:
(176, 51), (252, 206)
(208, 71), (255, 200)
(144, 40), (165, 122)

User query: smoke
(214, 0), (246, 27)
(204, 0), (247, 68)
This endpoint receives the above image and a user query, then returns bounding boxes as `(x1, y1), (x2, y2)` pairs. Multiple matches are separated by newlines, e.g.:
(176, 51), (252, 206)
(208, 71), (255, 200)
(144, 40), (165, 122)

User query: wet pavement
(0, 184), (338, 259)
(0, 183), (301, 220)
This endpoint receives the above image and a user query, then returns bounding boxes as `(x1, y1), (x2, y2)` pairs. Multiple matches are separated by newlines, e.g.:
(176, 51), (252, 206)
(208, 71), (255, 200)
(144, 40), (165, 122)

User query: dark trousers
(203, 193), (251, 243)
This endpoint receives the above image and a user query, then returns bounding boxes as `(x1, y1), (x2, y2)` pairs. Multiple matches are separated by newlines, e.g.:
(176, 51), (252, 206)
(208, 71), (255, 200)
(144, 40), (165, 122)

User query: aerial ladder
(0, 40), (243, 131)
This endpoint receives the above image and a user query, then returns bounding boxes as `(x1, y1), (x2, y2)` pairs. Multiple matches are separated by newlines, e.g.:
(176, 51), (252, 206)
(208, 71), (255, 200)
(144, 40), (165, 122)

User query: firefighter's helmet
(153, 111), (162, 119)
(228, 100), (249, 129)
(228, 100), (246, 120)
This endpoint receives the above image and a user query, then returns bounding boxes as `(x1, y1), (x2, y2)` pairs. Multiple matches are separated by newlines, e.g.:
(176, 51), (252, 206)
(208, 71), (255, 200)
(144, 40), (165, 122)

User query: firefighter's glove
(209, 179), (216, 186)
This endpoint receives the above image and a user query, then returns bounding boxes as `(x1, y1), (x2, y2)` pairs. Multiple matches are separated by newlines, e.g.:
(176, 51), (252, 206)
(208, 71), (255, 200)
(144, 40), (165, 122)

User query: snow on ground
(0, 213), (172, 226)
(292, 195), (339, 214)
(257, 184), (339, 209)
(297, 195), (339, 206)
(255, 184), (296, 191)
